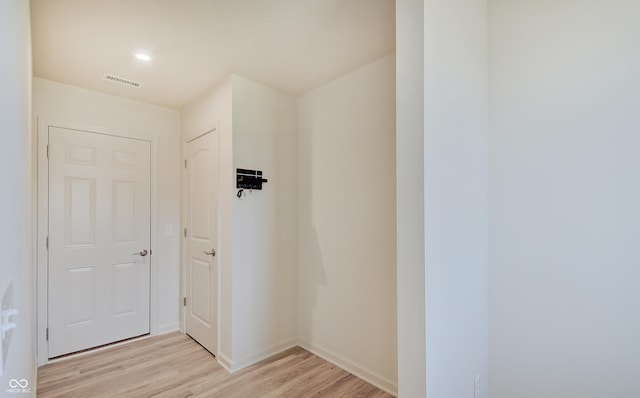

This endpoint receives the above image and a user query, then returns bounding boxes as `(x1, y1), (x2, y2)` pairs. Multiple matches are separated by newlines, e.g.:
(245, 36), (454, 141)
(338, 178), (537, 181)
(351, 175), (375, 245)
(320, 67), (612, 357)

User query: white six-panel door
(48, 127), (151, 358)
(185, 131), (219, 355)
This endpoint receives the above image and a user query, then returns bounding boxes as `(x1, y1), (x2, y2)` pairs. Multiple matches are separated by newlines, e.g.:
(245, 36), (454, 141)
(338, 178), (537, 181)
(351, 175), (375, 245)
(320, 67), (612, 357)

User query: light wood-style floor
(37, 332), (394, 397)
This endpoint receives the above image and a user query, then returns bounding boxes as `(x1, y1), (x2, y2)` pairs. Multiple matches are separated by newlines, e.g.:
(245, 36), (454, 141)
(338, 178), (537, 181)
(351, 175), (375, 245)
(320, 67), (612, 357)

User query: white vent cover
(103, 73), (143, 88)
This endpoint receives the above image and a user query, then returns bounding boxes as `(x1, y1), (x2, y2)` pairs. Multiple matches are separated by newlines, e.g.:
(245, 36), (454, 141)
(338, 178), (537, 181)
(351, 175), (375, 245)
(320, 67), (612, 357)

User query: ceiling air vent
(103, 73), (143, 88)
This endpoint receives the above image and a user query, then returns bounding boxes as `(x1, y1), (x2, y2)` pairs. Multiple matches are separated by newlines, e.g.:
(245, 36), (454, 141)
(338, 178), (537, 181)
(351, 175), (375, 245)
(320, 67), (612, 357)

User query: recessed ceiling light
(134, 52), (152, 62)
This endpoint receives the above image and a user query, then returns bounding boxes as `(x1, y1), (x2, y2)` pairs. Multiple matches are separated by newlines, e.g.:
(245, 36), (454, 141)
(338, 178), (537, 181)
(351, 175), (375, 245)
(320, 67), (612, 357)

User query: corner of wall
(396, 0), (427, 396)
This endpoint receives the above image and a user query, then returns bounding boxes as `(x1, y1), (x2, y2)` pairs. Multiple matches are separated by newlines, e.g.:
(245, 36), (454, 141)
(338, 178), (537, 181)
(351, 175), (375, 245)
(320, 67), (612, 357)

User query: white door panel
(48, 127), (151, 358)
(186, 131), (219, 354)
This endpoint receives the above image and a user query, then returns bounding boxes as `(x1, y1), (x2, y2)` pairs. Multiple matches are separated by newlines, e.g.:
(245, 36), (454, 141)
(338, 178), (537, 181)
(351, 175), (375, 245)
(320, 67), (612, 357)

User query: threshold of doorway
(45, 333), (150, 365)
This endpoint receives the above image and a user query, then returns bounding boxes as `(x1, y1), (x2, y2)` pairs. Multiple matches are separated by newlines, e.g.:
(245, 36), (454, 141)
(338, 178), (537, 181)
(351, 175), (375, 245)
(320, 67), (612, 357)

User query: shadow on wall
(299, 225), (326, 343)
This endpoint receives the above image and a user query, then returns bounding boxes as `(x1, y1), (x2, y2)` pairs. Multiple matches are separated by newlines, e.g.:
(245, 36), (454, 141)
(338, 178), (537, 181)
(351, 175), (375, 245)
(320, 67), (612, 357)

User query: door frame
(36, 120), (160, 366)
(181, 123), (221, 357)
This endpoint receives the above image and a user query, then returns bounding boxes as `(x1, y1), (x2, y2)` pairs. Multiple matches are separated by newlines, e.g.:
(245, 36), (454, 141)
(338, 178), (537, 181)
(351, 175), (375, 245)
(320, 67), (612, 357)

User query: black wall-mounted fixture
(236, 168), (268, 190)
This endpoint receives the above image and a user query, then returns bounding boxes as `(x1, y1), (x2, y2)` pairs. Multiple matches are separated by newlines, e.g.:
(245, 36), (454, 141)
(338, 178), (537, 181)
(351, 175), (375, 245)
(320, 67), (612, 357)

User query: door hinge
(46, 327), (49, 341)
(46, 236), (49, 250)
(47, 144), (50, 158)
(184, 228), (187, 237)
(183, 297), (187, 307)
(184, 159), (187, 169)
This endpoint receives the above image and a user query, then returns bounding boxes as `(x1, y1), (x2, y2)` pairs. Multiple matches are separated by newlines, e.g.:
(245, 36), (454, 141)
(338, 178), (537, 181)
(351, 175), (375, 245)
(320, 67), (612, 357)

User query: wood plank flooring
(37, 332), (394, 398)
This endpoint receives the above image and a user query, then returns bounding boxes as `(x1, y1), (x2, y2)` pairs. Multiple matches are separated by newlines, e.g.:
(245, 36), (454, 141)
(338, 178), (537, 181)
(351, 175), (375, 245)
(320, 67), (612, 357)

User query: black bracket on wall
(236, 168), (268, 190)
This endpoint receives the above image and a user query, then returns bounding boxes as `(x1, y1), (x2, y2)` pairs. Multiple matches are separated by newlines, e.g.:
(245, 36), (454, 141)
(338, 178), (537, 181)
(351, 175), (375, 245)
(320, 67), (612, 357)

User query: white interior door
(48, 127), (151, 358)
(185, 131), (219, 355)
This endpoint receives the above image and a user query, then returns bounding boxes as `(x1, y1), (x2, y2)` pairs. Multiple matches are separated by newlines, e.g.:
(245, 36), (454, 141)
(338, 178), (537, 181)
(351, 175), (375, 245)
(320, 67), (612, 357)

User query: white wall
(0, 0), (35, 395)
(423, 1), (489, 397)
(32, 78), (182, 337)
(297, 54), (397, 394)
(231, 76), (298, 368)
(489, 1), (640, 397)
(396, 0), (426, 396)
(396, 1), (490, 396)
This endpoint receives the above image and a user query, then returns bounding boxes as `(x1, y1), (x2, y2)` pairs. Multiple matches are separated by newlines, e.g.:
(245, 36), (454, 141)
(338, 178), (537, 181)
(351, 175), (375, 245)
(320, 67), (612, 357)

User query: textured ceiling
(31, 0), (395, 109)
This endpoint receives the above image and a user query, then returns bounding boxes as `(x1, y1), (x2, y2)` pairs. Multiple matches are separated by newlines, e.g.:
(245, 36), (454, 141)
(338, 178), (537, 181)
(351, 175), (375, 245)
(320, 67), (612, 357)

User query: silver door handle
(203, 249), (216, 257)
(133, 249), (148, 257)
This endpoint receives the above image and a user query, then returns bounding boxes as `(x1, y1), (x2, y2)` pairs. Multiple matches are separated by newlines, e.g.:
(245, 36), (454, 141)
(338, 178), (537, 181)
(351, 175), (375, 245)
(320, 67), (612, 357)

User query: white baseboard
(221, 339), (298, 373)
(298, 340), (398, 397)
(156, 323), (180, 335)
(217, 352), (233, 372)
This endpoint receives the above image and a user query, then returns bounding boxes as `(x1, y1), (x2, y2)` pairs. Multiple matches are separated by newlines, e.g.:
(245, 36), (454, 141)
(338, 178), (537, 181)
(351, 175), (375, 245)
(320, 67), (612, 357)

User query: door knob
(203, 249), (216, 257)
(133, 249), (148, 257)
